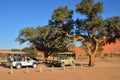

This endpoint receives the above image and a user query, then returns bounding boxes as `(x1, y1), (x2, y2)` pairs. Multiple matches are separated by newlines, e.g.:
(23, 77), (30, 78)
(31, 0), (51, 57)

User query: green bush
(22, 47), (37, 58)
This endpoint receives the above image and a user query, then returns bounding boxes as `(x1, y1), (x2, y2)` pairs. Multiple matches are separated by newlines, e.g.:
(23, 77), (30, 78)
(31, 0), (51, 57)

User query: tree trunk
(88, 41), (99, 67)
(44, 52), (49, 63)
(44, 57), (48, 63)
(88, 55), (95, 66)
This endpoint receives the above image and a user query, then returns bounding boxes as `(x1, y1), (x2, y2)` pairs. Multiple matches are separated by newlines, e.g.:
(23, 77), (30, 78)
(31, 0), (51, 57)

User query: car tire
(71, 61), (75, 66)
(32, 63), (37, 68)
(16, 64), (21, 69)
(61, 62), (65, 67)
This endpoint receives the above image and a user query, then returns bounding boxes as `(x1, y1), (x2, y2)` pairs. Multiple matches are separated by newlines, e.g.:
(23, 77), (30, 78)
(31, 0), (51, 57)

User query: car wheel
(71, 61), (75, 66)
(16, 64), (21, 69)
(32, 63), (37, 68)
(61, 62), (65, 67)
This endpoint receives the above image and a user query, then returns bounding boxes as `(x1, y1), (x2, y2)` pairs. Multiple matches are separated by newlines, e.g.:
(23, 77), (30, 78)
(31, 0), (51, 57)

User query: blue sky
(0, 0), (120, 49)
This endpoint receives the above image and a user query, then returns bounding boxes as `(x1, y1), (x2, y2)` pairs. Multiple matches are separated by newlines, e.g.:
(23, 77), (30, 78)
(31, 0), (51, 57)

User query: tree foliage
(49, 6), (74, 34)
(11, 49), (21, 52)
(16, 26), (73, 61)
(22, 47), (37, 58)
(104, 16), (120, 43)
(75, 0), (120, 66)
(51, 6), (73, 24)
(16, 0), (120, 66)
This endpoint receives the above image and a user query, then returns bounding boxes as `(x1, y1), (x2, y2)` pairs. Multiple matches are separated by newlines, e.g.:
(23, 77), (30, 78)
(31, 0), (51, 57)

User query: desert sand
(0, 58), (120, 80)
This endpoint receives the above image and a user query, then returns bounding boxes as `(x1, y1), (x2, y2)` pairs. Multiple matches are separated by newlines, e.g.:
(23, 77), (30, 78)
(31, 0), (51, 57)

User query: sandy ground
(0, 58), (120, 80)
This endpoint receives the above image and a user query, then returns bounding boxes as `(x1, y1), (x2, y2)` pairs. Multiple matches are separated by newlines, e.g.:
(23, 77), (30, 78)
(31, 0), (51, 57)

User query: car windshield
(57, 52), (76, 60)
(57, 56), (66, 60)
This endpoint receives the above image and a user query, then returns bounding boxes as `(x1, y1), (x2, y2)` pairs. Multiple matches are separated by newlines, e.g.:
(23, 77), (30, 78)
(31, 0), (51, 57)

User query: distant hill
(0, 49), (12, 53)
(1, 40), (120, 55)
(72, 39), (120, 55)
(102, 40), (120, 54)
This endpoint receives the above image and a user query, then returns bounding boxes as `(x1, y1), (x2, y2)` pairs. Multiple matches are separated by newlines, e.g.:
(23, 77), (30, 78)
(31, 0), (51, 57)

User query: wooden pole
(63, 65), (65, 70)
(73, 64), (75, 69)
(10, 66), (13, 75)
(26, 66), (28, 74)
(52, 65), (54, 71)
(81, 62), (83, 69)
(39, 65), (42, 72)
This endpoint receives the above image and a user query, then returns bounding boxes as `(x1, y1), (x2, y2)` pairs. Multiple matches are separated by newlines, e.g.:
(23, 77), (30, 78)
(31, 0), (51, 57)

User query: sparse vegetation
(22, 47), (37, 58)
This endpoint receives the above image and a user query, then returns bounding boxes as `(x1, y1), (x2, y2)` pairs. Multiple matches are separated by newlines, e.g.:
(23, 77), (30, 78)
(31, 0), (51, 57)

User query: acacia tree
(75, 0), (120, 66)
(49, 3), (104, 66)
(49, 6), (75, 48)
(16, 26), (72, 61)
(16, 0), (120, 66)
(49, 0), (120, 66)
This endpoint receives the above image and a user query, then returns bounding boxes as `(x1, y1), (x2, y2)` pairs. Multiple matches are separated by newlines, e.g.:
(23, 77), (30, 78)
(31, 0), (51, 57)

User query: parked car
(8, 57), (38, 69)
(7, 52), (39, 69)
(48, 52), (76, 67)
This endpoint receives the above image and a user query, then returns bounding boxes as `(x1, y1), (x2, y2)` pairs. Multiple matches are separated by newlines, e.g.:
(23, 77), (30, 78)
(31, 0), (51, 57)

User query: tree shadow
(75, 62), (89, 67)
(0, 62), (10, 68)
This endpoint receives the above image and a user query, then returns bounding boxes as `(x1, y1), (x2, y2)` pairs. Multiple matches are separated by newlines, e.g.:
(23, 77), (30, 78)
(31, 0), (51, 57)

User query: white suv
(9, 57), (38, 69)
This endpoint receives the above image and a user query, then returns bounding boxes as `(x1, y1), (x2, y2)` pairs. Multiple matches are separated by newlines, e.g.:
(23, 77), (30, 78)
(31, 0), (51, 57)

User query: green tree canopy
(22, 47), (37, 58)
(49, 6), (74, 34)
(11, 49), (21, 52)
(104, 16), (120, 43)
(16, 0), (120, 66)
(16, 26), (73, 61)
(75, 0), (120, 66)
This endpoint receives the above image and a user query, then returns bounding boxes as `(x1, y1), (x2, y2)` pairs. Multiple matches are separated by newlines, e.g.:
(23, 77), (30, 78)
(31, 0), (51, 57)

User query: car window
(27, 57), (31, 61)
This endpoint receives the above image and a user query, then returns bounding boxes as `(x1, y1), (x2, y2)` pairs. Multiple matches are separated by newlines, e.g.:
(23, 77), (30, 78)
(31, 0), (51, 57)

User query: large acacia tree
(50, 0), (120, 66)
(16, 0), (120, 66)
(75, 0), (120, 66)
(16, 26), (73, 61)
(49, 1), (104, 66)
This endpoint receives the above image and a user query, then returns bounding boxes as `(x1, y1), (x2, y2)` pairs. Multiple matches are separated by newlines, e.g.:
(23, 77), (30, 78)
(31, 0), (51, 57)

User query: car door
(22, 57), (33, 66)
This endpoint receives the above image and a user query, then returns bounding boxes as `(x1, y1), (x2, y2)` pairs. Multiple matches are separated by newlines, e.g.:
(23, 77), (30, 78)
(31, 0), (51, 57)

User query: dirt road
(0, 58), (120, 80)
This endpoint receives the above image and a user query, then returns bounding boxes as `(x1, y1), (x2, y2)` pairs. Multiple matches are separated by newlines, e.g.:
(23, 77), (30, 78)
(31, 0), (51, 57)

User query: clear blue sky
(0, 0), (120, 49)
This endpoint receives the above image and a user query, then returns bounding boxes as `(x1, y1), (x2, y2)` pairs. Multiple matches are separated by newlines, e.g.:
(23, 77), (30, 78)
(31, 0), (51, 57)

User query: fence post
(10, 66), (13, 75)
(73, 64), (75, 69)
(39, 64), (42, 72)
(52, 65), (54, 71)
(63, 65), (65, 70)
(26, 66), (28, 74)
